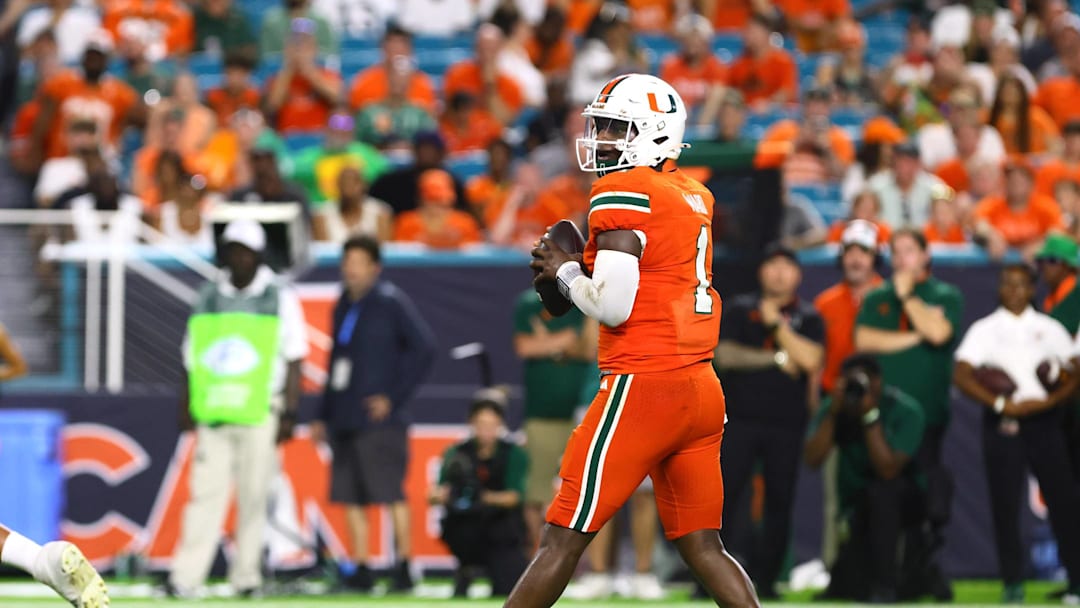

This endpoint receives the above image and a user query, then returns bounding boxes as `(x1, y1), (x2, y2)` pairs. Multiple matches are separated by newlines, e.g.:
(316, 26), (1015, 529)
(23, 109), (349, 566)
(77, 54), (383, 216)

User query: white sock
(0, 531), (43, 574)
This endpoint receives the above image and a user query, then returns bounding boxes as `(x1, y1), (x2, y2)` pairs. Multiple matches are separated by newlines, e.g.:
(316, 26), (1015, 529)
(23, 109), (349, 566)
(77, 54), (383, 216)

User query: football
(534, 220), (587, 317)
(973, 365), (1017, 397)
(1037, 358), (1065, 391)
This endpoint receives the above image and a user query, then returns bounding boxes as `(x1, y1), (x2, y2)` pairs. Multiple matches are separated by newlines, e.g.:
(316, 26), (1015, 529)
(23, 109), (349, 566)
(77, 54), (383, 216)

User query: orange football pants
(546, 362), (727, 540)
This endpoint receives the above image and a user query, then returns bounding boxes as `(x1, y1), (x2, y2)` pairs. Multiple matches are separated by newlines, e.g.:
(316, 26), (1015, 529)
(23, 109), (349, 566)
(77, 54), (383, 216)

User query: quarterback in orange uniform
(512, 74), (759, 607)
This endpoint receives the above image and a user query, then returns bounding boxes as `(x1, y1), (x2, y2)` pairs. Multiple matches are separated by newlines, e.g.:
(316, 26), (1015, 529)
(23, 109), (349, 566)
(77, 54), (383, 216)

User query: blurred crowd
(1, 0), (1078, 258)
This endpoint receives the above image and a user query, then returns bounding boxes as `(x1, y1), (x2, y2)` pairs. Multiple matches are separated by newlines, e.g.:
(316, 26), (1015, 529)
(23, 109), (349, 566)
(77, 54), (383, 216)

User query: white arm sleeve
(556, 249), (640, 328)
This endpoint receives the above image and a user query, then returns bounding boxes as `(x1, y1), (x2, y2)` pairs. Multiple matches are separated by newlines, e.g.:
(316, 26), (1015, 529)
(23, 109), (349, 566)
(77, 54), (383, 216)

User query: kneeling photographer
(805, 354), (927, 603)
(430, 389), (529, 597)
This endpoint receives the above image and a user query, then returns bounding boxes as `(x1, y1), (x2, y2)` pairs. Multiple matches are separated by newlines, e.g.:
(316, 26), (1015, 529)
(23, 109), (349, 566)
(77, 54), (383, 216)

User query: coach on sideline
(953, 263), (1080, 603)
(310, 235), (436, 592)
(169, 220), (309, 598)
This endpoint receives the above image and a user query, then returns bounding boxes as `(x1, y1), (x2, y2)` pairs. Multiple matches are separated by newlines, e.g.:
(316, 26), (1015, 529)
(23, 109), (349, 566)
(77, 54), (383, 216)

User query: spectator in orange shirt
(755, 87), (855, 182)
(825, 190), (892, 246)
(775, 0), (851, 53)
(444, 23), (526, 125)
(537, 167), (594, 227)
(132, 110), (191, 210)
(933, 120), (982, 195)
(1034, 15), (1080, 128)
(660, 14), (728, 129)
(264, 18), (342, 133)
(32, 30), (140, 165)
(989, 72), (1062, 156)
(347, 23), (437, 113)
(1054, 178), (1080, 241)
(439, 92), (504, 155)
(727, 13), (798, 107)
(526, 5), (574, 76)
(206, 51), (261, 126)
(465, 139), (514, 224)
(974, 157), (1066, 258)
(393, 169), (482, 249)
(814, 219), (883, 394)
(924, 184), (968, 244)
(146, 72), (217, 154)
(487, 163), (570, 250)
(1036, 120), (1080, 196)
(102, 0), (194, 60)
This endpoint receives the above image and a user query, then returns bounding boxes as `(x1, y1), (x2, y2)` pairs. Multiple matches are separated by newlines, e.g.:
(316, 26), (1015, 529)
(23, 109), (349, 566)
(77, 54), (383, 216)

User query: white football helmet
(577, 73), (689, 174)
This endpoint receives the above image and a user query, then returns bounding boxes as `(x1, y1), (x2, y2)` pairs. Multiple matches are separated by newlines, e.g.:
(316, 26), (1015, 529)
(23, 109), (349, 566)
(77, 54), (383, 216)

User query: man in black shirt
(368, 131), (466, 216)
(714, 244), (825, 598)
(311, 235), (436, 592)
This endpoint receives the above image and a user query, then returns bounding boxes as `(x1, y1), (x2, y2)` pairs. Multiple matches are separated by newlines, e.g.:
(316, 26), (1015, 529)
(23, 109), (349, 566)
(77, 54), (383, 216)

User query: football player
(514, 73), (759, 607)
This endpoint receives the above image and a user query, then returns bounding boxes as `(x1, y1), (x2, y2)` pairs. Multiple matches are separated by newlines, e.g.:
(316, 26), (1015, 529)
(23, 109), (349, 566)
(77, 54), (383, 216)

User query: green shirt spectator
(1037, 234), (1080, 334)
(288, 112), (389, 205)
(857, 276), (963, 429)
(194, 0), (257, 56)
(513, 290), (592, 420)
(260, 8), (338, 57)
(809, 387), (926, 514)
(355, 102), (437, 148)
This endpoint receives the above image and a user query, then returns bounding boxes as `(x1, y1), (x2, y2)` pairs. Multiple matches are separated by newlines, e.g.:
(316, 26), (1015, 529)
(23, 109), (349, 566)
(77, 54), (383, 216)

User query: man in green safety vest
(166, 219), (310, 598)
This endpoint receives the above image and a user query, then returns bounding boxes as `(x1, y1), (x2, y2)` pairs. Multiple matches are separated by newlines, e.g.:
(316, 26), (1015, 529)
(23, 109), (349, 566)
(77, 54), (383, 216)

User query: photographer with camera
(953, 263), (1080, 603)
(805, 354), (926, 603)
(430, 388), (529, 598)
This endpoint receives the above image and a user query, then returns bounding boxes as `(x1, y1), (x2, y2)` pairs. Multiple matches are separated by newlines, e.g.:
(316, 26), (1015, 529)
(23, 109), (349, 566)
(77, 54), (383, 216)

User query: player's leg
(229, 416), (278, 594)
(653, 364), (759, 607)
(0, 523), (109, 607)
(505, 373), (660, 607)
(569, 519), (615, 599)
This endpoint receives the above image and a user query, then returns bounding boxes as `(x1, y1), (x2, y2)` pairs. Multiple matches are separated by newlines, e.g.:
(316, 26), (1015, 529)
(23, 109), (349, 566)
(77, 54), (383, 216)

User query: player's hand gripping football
(530, 235), (583, 286)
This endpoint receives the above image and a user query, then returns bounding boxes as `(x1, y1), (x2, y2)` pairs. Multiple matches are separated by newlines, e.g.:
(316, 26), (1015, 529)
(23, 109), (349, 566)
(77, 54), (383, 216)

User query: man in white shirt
(953, 263), (1080, 604)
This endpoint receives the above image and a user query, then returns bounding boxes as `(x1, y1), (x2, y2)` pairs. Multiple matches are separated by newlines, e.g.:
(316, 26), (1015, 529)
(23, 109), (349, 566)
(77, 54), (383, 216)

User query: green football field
(0, 580), (1069, 607)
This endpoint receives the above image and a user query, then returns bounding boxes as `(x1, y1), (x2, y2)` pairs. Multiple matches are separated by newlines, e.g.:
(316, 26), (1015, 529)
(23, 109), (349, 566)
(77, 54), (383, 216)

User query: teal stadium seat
(446, 152), (489, 182)
(284, 131), (323, 152)
(790, 183), (846, 224)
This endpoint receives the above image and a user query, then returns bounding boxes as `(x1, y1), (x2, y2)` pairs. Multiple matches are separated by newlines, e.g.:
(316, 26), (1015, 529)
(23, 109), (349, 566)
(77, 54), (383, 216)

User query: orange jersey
(934, 158), (970, 193)
(205, 86), (261, 125)
(443, 60), (524, 118)
(659, 54), (728, 111)
(525, 36), (574, 75)
(584, 164), (722, 374)
(103, 0), (194, 56)
(347, 64), (437, 113)
(814, 277), (881, 393)
(266, 69), (341, 133)
(40, 70), (138, 159)
(974, 193), (1065, 246)
(923, 221), (967, 244)
(1035, 77), (1080, 129)
(1035, 159), (1080, 197)
(992, 106), (1061, 155)
(727, 49), (798, 106)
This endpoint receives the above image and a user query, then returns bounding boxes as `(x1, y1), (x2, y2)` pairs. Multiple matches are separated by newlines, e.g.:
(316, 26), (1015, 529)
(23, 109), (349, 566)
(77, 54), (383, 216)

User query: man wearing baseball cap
(168, 219), (309, 598)
(715, 244), (825, 598)
(1036, 233), (1080, 486)
(813, 220), (884, 565)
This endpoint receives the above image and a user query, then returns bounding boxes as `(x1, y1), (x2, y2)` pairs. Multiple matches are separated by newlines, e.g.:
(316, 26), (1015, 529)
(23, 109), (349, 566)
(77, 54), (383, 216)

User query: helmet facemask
(577, 115), (642, 176)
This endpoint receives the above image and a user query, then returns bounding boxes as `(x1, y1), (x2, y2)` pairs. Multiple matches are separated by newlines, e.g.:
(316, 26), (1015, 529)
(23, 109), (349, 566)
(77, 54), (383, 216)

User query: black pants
(1065, 404), (1080, 481)
(983, 409), (1080, 586)
(720, 420), (804, 593)
(441, 510), (528, 596)
(825, 476), (925, 600)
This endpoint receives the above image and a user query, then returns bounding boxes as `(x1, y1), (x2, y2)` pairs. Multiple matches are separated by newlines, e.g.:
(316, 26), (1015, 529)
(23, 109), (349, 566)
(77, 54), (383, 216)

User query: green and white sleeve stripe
(588, 191), (651, 217)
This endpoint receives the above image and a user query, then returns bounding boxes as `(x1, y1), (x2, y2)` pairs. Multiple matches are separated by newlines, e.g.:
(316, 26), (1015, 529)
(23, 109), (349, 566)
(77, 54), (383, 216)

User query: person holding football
(512, 73), (759, 608)
(953, 263), (1080, 604)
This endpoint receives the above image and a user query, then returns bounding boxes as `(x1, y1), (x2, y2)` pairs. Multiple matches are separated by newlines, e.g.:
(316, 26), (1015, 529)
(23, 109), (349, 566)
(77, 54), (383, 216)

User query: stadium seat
(283, 131), (323, 152)
(446, 152), (489, 182)
(414, 33), (474, 50)
(790, 183), (846, 224)
(341, 36), (380, 52)
(256, 54), (284, 82)
(637, 33), (679, 59)
(416, 49), (472, 77)
(713, 32), (743, 58)
(742, 109), (797, 139)
(340, 49), (383, 75)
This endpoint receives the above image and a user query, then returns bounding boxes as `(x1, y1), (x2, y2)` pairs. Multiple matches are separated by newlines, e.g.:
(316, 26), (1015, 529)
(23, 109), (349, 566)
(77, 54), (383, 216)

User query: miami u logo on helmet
(647, 92), (678, 114)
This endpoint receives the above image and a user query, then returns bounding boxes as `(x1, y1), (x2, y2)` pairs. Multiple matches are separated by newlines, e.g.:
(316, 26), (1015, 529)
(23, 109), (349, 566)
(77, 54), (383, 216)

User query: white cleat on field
(31, 541), (110, 607)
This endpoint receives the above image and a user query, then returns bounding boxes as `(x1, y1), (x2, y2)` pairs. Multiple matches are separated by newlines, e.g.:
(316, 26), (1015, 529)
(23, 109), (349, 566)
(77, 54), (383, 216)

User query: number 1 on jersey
(694, 225), (712, 314)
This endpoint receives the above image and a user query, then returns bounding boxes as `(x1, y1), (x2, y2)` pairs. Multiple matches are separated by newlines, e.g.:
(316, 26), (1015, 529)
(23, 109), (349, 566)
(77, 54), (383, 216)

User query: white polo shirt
(954, 306), (1074, 402)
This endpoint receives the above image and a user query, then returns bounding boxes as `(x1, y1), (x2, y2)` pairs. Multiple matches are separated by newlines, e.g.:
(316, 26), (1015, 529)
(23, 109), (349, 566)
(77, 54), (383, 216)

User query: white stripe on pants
(169, 413), (279, 591)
